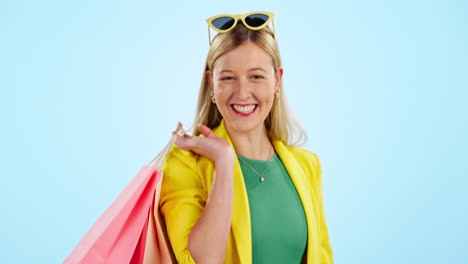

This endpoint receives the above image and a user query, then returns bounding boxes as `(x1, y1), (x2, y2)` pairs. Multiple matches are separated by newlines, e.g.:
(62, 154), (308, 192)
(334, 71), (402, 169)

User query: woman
(160, 11), (333, 264)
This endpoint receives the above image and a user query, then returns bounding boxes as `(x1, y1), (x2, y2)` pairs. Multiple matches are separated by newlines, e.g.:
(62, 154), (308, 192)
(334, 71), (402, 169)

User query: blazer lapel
(212, 120), (320, 263)
(272, 138), (320, 264)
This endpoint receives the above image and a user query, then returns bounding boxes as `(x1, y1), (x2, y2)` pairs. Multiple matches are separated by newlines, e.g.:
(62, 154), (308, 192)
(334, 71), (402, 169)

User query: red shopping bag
(64, 128), (181, 264)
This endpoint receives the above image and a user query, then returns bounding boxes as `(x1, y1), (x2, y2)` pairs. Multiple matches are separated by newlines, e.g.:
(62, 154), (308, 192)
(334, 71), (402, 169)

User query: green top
(237, 152), (308, 264)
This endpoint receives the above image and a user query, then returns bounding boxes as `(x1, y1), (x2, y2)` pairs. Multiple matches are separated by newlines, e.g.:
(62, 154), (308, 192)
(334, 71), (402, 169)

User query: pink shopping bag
(64, 128), (182, 264)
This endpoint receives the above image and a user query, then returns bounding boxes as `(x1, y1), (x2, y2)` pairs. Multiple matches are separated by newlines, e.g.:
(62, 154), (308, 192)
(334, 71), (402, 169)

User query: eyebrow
(217, 67), (267, 74)
(249, 67), (267, 72)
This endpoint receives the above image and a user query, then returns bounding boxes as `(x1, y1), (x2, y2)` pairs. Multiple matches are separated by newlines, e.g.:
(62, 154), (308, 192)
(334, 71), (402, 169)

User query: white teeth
(232, 104), (256, 114)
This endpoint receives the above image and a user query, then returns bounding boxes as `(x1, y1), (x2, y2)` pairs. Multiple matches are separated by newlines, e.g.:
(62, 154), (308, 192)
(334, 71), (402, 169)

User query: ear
(205, 70), (214, 90)
(274, 66), (284, 93)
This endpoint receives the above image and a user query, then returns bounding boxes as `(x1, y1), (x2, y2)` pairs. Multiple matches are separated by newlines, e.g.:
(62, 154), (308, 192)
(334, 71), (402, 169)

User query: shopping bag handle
(148, 126), (185, 170)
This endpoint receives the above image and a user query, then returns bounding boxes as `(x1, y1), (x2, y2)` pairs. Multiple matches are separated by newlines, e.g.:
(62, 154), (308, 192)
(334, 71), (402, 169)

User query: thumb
(198, 124), (215, 138)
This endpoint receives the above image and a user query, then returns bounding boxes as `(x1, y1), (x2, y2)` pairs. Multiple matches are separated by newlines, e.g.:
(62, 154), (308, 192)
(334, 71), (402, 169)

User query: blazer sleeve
(311, 152), (334, 264)
(159, 145), (208, 264)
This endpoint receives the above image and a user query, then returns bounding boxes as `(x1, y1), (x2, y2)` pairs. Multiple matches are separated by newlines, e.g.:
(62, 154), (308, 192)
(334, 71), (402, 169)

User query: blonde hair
(192, 23), (307, 147)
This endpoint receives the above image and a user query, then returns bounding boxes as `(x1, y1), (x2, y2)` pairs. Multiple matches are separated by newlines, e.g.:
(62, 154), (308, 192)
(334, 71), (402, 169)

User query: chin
(225, 118), (266, 134)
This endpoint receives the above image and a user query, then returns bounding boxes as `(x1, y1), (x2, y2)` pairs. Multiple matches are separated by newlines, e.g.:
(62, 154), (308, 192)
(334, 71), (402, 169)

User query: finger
(174, 135), (186, 149)
(198, 124), (215, 138)
(176, 133), (191, 140)
(172, 122), (183, 135)
(175, 135), (198, 150)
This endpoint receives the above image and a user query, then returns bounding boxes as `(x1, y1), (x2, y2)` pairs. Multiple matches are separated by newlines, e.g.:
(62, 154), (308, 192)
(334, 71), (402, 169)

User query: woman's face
(206, 41), (283, 136)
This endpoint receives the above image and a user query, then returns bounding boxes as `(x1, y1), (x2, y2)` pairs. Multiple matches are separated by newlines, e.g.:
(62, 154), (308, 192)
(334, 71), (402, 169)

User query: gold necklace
(237, 147), (274, 182)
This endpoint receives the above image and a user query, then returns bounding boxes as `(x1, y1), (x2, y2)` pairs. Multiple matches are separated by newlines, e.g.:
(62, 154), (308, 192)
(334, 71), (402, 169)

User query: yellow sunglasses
(205, 11), (276, 45)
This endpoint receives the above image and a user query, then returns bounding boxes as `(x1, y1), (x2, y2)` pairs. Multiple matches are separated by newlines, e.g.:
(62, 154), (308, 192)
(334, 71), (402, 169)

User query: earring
(211, 94), (216, 104)
(275, 89), (280, 99)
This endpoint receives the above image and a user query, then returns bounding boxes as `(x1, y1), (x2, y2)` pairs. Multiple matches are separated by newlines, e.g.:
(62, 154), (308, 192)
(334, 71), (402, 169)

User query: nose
(235, 79), (251, 100)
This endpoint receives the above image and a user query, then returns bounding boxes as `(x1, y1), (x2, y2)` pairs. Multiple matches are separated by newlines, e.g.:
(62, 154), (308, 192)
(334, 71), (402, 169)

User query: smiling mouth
(231, 104), (258, 116)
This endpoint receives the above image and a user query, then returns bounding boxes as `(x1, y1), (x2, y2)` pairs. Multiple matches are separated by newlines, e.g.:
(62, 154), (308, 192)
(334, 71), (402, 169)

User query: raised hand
(172, 122), (234, 163)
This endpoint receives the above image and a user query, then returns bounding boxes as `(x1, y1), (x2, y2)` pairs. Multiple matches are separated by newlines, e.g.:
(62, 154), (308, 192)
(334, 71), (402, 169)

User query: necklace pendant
(260, 177), (265, 182)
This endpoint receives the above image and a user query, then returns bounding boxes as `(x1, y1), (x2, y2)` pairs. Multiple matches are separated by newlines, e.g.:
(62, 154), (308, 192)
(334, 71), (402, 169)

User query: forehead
(213, 42), (274, 73)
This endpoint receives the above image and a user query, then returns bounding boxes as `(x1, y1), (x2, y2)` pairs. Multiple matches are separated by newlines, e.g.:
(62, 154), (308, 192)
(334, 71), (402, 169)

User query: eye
(221, 76), (235, 81)
(251, 75), (264, 79)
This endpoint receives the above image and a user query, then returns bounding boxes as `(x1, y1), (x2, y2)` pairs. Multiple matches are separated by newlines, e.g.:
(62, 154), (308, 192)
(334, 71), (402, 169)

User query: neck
(226, 123), (274, 160)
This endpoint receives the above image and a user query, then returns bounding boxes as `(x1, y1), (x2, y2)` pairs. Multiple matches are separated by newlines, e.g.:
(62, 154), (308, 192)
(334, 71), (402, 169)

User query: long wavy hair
(192, 22), (307, 147)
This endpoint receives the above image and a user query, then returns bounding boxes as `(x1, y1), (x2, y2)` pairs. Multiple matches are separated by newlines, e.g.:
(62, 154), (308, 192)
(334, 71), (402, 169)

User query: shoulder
(162, 143), (199, 173)
(161, 140), (212, 195)
(283, 145), (322, 182)
(285, 145), (321, 168)
(160, 143), (201, 190)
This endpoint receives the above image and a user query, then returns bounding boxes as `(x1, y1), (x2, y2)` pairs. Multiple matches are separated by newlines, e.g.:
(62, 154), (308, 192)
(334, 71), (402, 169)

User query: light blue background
(1, 0), (467, 263)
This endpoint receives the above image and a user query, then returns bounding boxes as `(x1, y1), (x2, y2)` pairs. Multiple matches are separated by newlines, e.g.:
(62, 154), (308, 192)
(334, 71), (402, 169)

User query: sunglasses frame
(205, 11), (276, 45)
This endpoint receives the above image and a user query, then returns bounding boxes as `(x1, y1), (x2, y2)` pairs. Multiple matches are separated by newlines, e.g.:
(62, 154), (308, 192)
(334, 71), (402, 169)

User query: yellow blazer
(160, 119), (333, 263)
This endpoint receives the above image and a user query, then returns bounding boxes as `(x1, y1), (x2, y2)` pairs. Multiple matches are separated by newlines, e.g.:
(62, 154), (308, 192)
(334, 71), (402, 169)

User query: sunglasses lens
(245, 14), (269, 27)
(211, 17), (235, 30)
